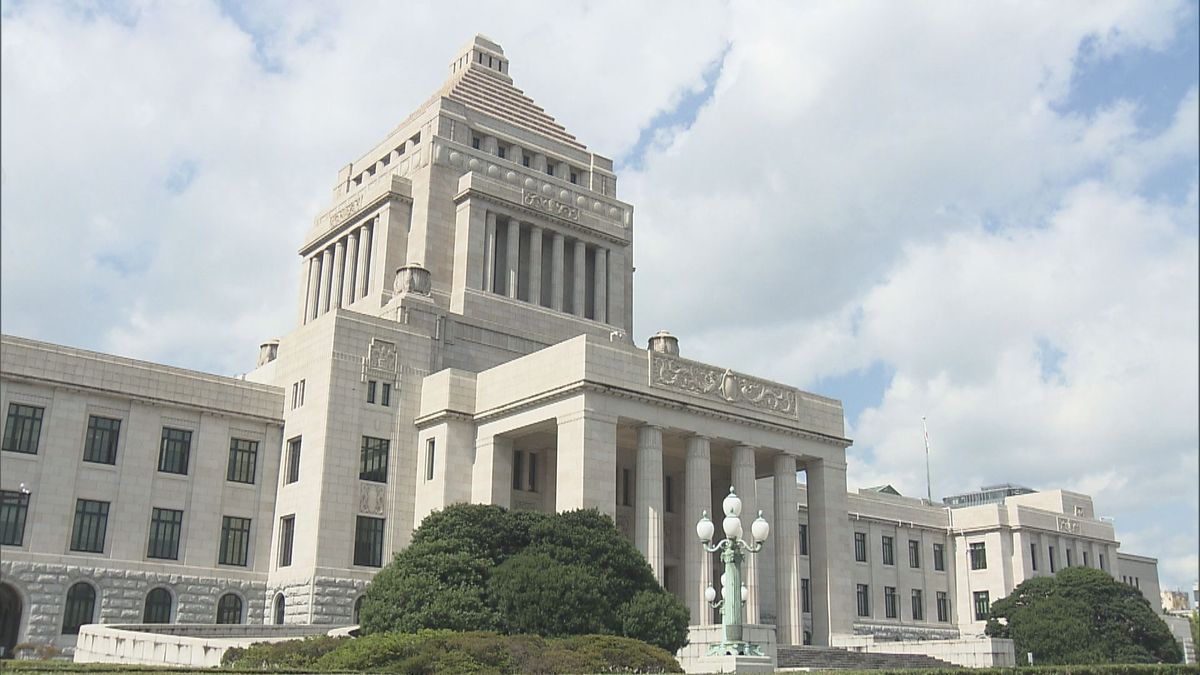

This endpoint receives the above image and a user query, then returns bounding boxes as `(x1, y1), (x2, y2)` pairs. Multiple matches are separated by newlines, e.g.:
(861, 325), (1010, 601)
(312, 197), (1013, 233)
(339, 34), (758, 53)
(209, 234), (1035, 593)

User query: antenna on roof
(922, 416), (933, 504)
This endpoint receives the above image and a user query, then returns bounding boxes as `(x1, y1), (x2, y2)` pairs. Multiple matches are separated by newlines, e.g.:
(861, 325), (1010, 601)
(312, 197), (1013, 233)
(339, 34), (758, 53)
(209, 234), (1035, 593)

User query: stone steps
(777, 645), (957, 670)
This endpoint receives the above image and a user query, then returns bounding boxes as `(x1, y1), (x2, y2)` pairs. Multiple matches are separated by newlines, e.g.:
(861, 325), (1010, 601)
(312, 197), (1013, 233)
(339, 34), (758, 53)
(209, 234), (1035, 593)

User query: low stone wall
(834, 635), (1016, 668)
(73, 623), (342, 668)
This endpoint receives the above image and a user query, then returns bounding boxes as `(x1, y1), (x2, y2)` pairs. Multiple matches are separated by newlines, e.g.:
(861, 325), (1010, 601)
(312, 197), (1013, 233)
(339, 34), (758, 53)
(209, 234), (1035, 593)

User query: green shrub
(220, 634), (345, 669)
(617, 589), (691, 653)
(488, 550), (609, 637)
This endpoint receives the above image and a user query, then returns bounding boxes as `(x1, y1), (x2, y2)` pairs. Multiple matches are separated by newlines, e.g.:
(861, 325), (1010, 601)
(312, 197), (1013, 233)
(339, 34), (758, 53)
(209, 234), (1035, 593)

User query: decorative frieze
(1057, 517), (1081, 534)
(329, 194), (363, 227)
(359, 482), (387, 516)
(648, 353), (799, 420)
(362, 338), (398, 384)
(522, 190), (580, 221)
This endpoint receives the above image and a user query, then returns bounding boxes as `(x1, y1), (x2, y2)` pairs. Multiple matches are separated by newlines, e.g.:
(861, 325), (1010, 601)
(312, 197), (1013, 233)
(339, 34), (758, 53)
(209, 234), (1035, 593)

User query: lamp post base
(707, 641), (765, 657)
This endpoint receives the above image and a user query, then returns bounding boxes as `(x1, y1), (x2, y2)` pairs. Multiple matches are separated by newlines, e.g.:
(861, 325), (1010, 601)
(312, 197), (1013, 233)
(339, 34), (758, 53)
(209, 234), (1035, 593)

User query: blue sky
(1, 1), (1196, 592)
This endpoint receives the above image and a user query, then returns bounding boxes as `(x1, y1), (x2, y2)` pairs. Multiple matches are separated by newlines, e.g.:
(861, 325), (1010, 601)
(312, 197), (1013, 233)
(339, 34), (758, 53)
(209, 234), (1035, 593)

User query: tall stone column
(330, 240), (346, 309)
(635, 425), (665, 582)
(484, 212), (497, 293)
(528, 224), (543, 306)
(355, 223), (372, 299)
(555, 407), (617, 519)
(593, 247), (607, 323)
(305, 255), (321, 322)
(572, 240), (586, 316)
(807, 458), (854, 645)
(318, 247), (334, 314)
(684, 435), (713, 624)
(551, 232), (565, 311)
(773, 454), (801, 645)
(505, 218), (520, 298)
(471, 435), (512, 509)
(731, 444), (760, 622)
(342, 231), (358, 303)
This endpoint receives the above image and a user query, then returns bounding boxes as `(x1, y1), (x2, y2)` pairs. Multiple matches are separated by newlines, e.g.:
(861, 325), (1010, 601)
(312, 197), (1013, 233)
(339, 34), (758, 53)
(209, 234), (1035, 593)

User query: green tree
(986, 566), (1183, 664)
(359, 504), (689, 653)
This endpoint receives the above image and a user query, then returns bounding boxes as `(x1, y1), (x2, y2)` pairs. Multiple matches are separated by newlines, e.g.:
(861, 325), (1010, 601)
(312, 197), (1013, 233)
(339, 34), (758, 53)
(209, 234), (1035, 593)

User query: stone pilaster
(572, 240), (586, 316)
(505, 218), (520, 298)
(807, 458), (854, 645)
(471, 435), (512, 509)
(484, 212), (497, 293)
(330, 240), (346, 309)
(773, 453), (801, 645)
(355, 222), (372, 299)
(551, 232), (565, 311)
(635, 425), (665, 581)
(342, 231), (358, 303)
(555, 408), (617, 519)
(318, 247), (334, 314)
(528, 224), (543, 306)
(684, 435), (713, 624)
(305, 255), (321, 321)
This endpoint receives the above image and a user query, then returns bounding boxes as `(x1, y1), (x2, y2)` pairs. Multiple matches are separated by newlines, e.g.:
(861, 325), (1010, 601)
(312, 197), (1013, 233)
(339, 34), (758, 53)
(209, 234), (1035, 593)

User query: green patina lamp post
(696, 486), (770, 657)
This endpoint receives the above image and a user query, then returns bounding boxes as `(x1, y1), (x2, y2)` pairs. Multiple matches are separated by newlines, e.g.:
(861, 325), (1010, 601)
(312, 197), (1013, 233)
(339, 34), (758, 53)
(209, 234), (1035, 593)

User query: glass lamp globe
(722, 487), (742, 517)
(723, 515), (742, 540)
(696, 511), (715, 542)
(740, 585), (749, 602)
(751, 510), (770, 542)
(705, 586), (717, 603)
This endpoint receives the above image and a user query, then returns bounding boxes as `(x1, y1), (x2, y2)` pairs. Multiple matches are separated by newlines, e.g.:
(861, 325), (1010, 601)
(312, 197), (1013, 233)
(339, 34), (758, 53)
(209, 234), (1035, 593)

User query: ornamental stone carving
(359, 483), (386, 515)
(522, 190), (579, 221)
(393, 263), (432, 296)
(363, 338), (399, 384)
(649, 352), (799, 420)
(329, 194), (363, 227)
(1057, 517), (1081, 534)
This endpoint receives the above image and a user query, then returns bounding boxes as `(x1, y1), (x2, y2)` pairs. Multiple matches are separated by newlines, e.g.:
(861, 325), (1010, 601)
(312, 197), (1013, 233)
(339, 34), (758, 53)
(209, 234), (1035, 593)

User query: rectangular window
(969, 542), (987, 570)
(157, 427), (192, 475)
(425, 438), (435, 481)
(527, 452), (538, 492)
(911, 589), (924, 621)
(909, 539), (921, 568)
(973, 591), (990, 621)
(933, 542), (945, 571)
(219, 516), (251, 566)
(278, 515), (295, 567)
(472, 136), (481, 149)
(570, 171), (578, 184)
(1099, 553), (1105, 571)
(854, 532), (867, 562)
(936, 591), (949, 622)
(83, 416), (121, 464)
(226, 438), (258, 484)
(70, 499), (109, 553)
(512, 450), (524, 490)
(664, 475), (673, 513)
(1066, 548), (1073, 567)
(798, 523), (808, 556)
(381, 383), (391, 407)
(3, 403), (44, 454)
(354, 515), (385, 567)
(147, 507), (183, 560)
(522, 154), (530, 167)
(856, 584), (870, 617)
(1049, 545), (1057, 572)
(801, 577), (811, 613)
(882, 536), (895, 566)
(884, 586), (898, 618)
(497, 146), (507, 160)
(366, 380), (376, 404)
(545, 164), (554, 176)
(285, 437), (302, 484)
(1083, 551), (1090, 567)
(291, 382), (298, 409)
(1031, 542), (1038, 570)
(621, 468), (631, 506)
(0, 490), (31, 546)
(359, 436), (389, 483)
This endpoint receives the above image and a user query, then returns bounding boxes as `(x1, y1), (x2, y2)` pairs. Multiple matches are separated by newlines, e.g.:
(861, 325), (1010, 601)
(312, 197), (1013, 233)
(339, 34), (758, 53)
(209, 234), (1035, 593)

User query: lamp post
(696, 486), (770, 657)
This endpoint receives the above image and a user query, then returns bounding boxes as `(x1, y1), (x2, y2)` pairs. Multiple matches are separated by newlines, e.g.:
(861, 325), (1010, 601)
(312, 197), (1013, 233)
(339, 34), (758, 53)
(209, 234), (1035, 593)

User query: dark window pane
(216, 593), (243, 624)
(70, 499), (109, 553)
(278, 516), (294, 567)
(62, 582), (96, 634)
(226, 438), (258, 484)
(0, 490), (30, 546)
(157, 428), (192, 475)
(83, 416), (121, 464)
(147, 508), (183, 560)
(143, 588), (172, 623)
(273, 593), (286, 624)
(219, 516), (251, 566)
(2, 403), (44, 454)
(359, 436), (389, 483)
(354, 516), (385, 567)
(798, 523), (808, 556)
(285, 437), (301, 484)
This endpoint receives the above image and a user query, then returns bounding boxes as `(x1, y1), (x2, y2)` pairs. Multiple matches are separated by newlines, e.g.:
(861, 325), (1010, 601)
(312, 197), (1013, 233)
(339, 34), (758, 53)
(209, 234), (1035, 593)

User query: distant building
(942, 484), (1036, 509)
(1162, 590), (1191, 613)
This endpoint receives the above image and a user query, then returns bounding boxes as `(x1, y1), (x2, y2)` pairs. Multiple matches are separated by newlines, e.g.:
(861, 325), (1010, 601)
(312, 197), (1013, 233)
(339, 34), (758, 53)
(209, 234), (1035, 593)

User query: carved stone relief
(1057, 517), (1081, 534)
(648, 353), (799, 419)
(363, 338), (399, 384)
(359, 483), (386, 515)
(522, 190), (580, 221)
(330, 194), (363, 227)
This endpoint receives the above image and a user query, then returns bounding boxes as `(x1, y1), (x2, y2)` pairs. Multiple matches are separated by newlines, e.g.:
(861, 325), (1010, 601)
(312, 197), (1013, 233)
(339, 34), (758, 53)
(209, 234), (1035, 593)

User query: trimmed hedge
(220, 630), (683, 673)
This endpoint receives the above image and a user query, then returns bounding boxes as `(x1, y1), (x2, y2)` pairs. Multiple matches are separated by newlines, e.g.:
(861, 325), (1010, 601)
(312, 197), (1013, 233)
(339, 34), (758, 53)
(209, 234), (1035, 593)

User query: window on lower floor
(278, 515), (295, 567)
(1066, 548), (1073, 567)
(226, 438), (258, 484)
(1031, 542), (1039, 571)
(933, 542), (945, 571)
(425, 438), (436, 481)
(147, 507), (183, 560)
(285, 437), (301, 484)
(157, 427), (192, 475)
(354, 515), (385, 567)
(216, 593), (243, 624)
(1049, 545), (1057, 572)
(973, 591), (991, 621)
(366, 380), (377, 404)
(936, 591), (949, 622)
(273, 593), (286, 624)
(83, 415), (121, 464)
(969, 541), (987, 570)
(62, 582), (96, 634)
(621, 468), (632, 506)
(801, 577), (811, 614)
(0, 490), (30, 546)
(884, 586), (898, 618)
(798, 523), (808, 556)
(353, 595), (365, 624)
(911, 589), (924, 621)
(854, 532), (867, 562)
(143, 587), (172, 623)
(70, 499), (109, 553)
(1099, 553), (1106, 571)
(856, 584), (870, 617)
(2, 403), (43, 454)
(909, 539), (921, 568)
(882, 536), (895, 566)
(513, 450), (524, 491)
(381, 383), (391, 407)
(1083, 551), (1090, 567)
(219, 516), (251, 566)
(359, 436), (389, 483)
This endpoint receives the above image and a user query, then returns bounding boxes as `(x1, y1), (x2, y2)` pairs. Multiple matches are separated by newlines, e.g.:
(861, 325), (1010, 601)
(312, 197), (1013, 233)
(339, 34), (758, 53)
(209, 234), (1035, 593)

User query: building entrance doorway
(0, 583), (21, 658)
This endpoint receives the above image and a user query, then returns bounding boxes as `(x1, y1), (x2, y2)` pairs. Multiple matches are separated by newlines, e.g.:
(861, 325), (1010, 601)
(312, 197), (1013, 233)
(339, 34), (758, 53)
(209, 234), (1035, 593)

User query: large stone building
(0, 35), (1170, 658)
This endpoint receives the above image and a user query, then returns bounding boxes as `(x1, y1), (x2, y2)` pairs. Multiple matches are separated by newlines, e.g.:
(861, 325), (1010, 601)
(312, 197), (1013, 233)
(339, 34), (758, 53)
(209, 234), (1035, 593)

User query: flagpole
(922, 416), (933, 504)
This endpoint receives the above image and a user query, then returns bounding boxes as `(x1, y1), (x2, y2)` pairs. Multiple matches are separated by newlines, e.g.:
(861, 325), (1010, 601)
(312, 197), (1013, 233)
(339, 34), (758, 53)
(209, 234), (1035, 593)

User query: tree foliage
(985, 566), (1183, 664)
(359, 504), (690, 653)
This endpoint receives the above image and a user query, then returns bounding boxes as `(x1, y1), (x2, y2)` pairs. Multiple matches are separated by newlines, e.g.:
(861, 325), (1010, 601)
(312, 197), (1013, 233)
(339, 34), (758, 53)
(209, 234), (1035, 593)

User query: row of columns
(482, 212), (608, 322)
(304, 219), (374, 322)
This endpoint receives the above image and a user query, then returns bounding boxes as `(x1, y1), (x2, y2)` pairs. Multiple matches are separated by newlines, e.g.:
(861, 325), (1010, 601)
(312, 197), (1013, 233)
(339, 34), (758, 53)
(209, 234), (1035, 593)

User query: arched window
(142, 587), (172, 624)
(62, 582), (96, 635)
(216, 593), (243, 624)
(273, 593), (285, 625)
(352, 595), (364, 624)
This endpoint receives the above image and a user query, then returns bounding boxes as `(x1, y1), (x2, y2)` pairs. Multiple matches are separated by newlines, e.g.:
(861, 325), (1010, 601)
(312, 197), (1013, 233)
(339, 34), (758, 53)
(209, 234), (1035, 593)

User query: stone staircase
(776, 645), (958, 670)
